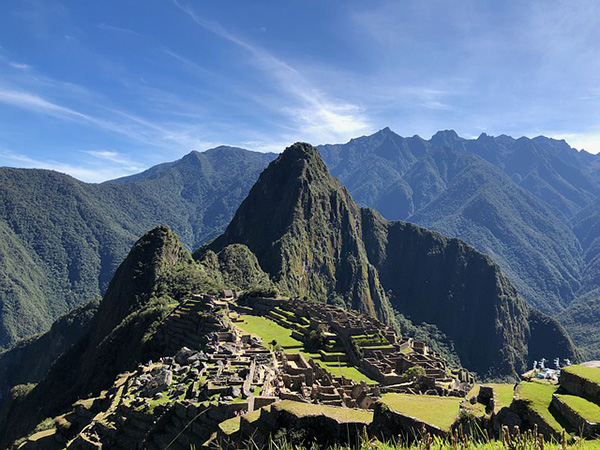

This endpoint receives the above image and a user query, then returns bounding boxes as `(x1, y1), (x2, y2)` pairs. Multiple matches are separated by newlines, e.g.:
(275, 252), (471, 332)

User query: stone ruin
(242, 296), (473, 397)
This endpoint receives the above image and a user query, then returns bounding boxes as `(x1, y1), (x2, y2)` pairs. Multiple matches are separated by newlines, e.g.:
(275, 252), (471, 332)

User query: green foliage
(31, 417), (55, 434)
(305, 324), (327, 352)
(10, 383), (36, 399)
(401, 366), (426, 382)
(394, 312), (460, 367)
(239, 286), (279, 301)
(0, 149), (275, 350)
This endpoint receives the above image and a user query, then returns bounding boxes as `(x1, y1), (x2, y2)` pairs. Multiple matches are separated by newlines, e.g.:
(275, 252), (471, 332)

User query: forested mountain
(0, 143), (580, 445)
(319, 129), (600, 357)
(200, 143), (576, 377)
(0, 148), (275, 350)
(1, 129), (598, 359)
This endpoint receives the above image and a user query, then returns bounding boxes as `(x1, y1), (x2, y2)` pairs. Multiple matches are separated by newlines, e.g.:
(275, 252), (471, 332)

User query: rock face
(200, 143), (578, 378)
(201, 143), (391, 319)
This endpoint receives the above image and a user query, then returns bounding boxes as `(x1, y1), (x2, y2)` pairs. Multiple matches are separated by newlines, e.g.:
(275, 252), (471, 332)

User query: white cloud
(0, 150), (143, 183)
(552, 132), (600, 155)
(173, 0), (371, 145)
(9, 61), (31, 70)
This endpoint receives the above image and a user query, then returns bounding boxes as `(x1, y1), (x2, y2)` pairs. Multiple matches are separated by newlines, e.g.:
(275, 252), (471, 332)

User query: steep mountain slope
(199, 143), (391, 319)
(319, 129), (599, 317)
(199, 142), (577, 378)
(406, 148), (582, 313)
(0, 148), (275, 350)
(559, 199), (600, 359)
(0, 226), (216, 446)
(0, 299), (99, 402)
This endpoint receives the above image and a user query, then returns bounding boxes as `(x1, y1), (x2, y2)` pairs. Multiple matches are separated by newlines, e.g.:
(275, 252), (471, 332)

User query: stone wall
(551, 395), (599, 438)
(560, 370), (600, 401)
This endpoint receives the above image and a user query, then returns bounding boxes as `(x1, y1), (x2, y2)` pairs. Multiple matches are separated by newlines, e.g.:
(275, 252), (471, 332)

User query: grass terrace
(517, 381), (569, 434)
(555, 394), (600, 423)
(381, 393), (462, 431)
(234, 314), (377, 384)
(218, 416), (241, 435)
(235, 314), (304, 350)
(484, 383), (516, 410)
(563, 366), (600, 385)
(273, 400), (373, 423)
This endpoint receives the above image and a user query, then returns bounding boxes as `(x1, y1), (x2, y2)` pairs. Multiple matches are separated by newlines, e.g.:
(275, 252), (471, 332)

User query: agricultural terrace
(272, 400), (374, 423)
(484, 383), (516, 410)
(234, 314), (377, 384)
(517, 381), (569, 434)
(380, 393), (462, 431)
(563, 365), (600, 385)
(554, 394), (600, 424)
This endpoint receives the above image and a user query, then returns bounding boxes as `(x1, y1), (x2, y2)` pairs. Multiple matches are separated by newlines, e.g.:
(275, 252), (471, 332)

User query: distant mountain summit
(0, 148), (275, 350)
(319, 129), (600, 358)
(199, 142), (577, 377)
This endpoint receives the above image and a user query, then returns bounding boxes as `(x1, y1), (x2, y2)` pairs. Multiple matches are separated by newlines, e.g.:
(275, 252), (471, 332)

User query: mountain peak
(201, 141), (387, 316)
(430, 129), (461, 148)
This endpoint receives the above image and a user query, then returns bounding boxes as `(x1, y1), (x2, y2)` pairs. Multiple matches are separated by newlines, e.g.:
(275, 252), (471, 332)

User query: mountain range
(0, 148), (275, 350)
(0, 128), (598, 360)
(0, 143), (576, 446)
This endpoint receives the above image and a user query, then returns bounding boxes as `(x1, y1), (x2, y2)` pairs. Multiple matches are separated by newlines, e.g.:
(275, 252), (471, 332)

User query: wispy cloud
(85, 150), (145, 172)
(0, 149), (143, 183)
(97, 22), (140, 36)
(0, 86), (215, 152)
(0, 88), (94, 121)
(173, 0), (371, 144)
(8, 61), (31, 70)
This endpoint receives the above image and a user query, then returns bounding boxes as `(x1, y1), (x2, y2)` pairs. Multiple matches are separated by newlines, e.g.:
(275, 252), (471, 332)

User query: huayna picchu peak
(0, 141), (590, 449)
(199, 143), (577, 378)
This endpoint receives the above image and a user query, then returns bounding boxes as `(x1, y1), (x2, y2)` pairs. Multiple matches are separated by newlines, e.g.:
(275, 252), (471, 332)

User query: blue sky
(0, 0), (599, 182)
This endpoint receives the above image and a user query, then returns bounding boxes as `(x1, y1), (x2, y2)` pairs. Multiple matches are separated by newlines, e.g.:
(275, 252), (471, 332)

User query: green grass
(555, 394), (600, 423)
(380, 393), (461, 431)
(318, 360), (378, 385)
(517, 381), (566, 434)
(236, 314), (377, 384)
(241, 408), (264, 424)
(235, 314), (304, 349)
(483, 383), (515, 410)
(563, 366), (600, 386)
(218, 416), (241, 435)
(273, 399), (373, 423)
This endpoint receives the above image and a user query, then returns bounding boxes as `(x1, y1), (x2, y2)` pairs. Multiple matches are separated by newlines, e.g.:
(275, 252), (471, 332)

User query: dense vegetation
(199, 143), (577, 378)
(0, 142), (585, 446)
(319, 129), (600, 358)
(2, 130), (598, 360)
(0, 147), (275, 350)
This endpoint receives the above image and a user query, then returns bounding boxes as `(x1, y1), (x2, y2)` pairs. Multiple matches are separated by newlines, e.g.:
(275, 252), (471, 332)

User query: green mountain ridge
(0, 128), (598, 361)
(0, 143), (579, 446)
(0, 148), (275, 350)
(318, 128), (600, 358)
(199, 142), (577, 377)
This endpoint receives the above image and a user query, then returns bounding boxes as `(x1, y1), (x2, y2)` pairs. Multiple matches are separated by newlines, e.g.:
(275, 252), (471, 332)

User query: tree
(402, 365), (426, 382)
